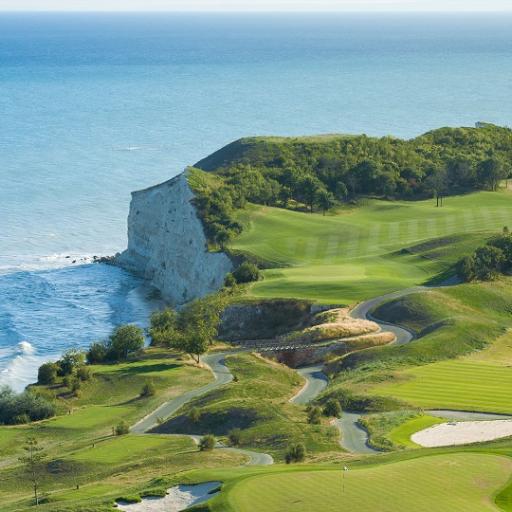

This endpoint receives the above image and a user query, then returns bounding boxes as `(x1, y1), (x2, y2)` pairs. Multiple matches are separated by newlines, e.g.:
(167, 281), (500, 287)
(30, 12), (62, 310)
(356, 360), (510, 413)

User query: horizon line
(1, 9), (512, 13)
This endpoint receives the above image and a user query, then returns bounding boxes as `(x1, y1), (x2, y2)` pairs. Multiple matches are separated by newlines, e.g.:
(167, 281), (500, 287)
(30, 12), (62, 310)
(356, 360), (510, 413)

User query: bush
(224, 273), (237, 288)
(232, 262), (260, 284)
(115, 421), (129, 436)
(76, 366), (92, 381)
(307, 406), (322, 425)
(285, 443), (306, 464)
(199, 434), (216, 451)
(188, 407), (201, 423)
(228, 428), (242, 446)
(140, 381), (156, 398)
(0, 386), (56, 425)
(86, 341), (109, 364)
(37, 362), (58, 385)
(323, 399), (342, 418)
(59, 349), (85, 376)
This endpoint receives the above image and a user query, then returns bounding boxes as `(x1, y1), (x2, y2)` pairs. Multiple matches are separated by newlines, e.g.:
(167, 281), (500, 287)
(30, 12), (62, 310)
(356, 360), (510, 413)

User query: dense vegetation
(458, 231), (512, 281)
(0, 387), (55, 425)
(149, 294), (227, 362)
(191, 125), (512, 245)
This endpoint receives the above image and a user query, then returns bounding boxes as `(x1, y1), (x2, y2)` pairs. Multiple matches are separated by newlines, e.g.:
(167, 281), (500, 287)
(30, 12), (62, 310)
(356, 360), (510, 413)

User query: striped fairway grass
(231, 191), (512, 303)
(369, 360), (512, 414)
(223, 453), (512, 512)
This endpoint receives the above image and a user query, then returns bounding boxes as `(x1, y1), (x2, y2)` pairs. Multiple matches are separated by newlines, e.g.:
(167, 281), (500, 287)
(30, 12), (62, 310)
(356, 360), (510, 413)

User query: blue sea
(1, 12), (512, 390)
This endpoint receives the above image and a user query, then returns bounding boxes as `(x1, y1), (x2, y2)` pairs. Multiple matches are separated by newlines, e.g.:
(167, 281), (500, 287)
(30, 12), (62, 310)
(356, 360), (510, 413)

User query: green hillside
(230, 191), (512, 303)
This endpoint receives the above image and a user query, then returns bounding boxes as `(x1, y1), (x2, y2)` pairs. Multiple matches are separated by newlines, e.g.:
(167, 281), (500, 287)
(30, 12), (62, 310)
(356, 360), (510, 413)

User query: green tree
(149, 309), (180, 347)
(37, 362), (58, 386)
(19, 437), (45, 506)
(110, 324), (144, 360)
(477, 158), (506, 191)
(316, 189), (335, 215)
(298, 175), (322, 213)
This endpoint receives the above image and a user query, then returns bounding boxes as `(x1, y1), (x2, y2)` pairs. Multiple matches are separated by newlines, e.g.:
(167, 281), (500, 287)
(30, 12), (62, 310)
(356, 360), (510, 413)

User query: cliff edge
(116, 171), (233, 305)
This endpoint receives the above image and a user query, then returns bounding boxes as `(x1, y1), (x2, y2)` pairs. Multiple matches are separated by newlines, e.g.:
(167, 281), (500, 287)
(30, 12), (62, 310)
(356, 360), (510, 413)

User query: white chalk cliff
(117, 171), (233, 305)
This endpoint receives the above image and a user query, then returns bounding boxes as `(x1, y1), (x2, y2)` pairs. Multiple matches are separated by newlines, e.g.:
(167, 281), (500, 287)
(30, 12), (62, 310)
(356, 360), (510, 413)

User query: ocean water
(1, 12), (512, 390)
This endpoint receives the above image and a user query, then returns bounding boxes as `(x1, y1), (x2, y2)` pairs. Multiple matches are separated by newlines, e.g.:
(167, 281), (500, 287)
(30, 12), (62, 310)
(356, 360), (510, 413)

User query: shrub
(37, 362), (58, 385)
(199, 435), (216, 451)
(323, 399), (342, 418)
(115, 421), (129, 436)
(232, 262), (260, 284)
(59, 349), (85, 376)
(76, 366), (92, 382)
(285, 443), (306, 464)
(307, 406), (322, 425)
(0, 386), (56, 425)
(188, 407), (201, 423)
(224, 273), (237, 288)
(228, 428), (242, 446)
(86, 341), (109, 364)
(140, 381), (156, 398)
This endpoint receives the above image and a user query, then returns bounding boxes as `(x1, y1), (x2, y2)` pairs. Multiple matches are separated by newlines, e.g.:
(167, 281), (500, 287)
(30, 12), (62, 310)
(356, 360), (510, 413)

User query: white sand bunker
(116, 481), (220, 512)
(412, 420), (512, 447)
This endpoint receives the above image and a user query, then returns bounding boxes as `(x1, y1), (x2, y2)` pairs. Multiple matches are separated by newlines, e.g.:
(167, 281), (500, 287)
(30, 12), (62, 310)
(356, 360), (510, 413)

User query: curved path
(132, 288), (425, 458)
(291, 287), (425, 454)
(131, 351), (273, 466)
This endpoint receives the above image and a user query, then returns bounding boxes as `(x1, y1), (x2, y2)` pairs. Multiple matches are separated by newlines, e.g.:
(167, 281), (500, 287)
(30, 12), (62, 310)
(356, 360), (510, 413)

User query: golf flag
(343, 466), (349, 471)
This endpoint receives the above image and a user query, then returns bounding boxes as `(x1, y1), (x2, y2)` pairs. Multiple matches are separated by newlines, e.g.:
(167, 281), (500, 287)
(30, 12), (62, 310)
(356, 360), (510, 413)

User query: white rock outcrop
(117, 171), (233, 305)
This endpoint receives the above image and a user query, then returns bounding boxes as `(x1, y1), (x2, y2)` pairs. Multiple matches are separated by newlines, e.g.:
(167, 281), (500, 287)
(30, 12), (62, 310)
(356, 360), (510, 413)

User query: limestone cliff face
(117, 171), (233, 305)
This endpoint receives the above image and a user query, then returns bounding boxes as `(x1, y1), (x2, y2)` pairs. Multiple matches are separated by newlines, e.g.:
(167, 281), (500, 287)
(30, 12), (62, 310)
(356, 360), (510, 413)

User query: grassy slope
(0, 349), (247, 511)
(362, 283), (512, 413)
(230, 191), (512, 303)
(154, 353), (340, 460)
(212, 453), (511, 512)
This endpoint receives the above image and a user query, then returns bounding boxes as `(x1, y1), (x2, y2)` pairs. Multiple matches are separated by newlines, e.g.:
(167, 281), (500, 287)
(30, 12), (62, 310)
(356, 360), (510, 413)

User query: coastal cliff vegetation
(190, 124), (512, 247)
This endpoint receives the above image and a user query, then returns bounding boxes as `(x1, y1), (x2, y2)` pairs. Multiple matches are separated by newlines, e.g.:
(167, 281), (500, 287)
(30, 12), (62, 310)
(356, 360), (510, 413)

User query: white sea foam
(0, 253), (105, 275)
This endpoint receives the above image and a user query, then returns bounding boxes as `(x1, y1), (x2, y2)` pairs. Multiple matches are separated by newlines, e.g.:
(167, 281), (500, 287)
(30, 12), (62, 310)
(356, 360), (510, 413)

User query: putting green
(231, 191), (512, 303)
(224, 454), (512, 512)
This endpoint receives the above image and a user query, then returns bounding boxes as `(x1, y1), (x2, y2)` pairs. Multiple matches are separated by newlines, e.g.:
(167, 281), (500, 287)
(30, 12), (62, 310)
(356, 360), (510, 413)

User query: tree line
(191, 125), (512, 247)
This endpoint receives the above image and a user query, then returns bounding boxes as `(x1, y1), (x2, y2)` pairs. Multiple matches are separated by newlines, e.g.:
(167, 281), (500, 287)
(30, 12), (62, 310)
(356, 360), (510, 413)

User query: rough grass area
(153, 353), (340, 460)
(0, 349), (244, 512)
(321, 279), (512, 420)
(229, 192), (510, 303)
(214, 453), (512, 512)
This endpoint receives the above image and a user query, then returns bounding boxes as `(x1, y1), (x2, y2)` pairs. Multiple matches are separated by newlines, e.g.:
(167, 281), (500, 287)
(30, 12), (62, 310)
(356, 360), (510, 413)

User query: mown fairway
(223, 454), (512, 512)
(370, 359), (512, 414)
(231, 191), (512, 303)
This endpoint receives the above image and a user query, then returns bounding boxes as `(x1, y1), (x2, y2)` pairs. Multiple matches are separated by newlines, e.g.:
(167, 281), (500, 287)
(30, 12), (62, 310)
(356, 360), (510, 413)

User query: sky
(1, 0), (512, 12)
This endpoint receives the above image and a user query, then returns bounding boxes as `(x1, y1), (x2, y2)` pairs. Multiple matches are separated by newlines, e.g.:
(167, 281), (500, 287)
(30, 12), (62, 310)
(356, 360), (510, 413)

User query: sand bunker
(412, 420), (512, 447)
(116, 482), (220, 512)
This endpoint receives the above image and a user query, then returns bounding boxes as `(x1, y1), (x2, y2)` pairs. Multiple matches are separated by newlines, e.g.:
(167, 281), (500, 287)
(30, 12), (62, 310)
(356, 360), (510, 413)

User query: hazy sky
(1, 0), (512, 12)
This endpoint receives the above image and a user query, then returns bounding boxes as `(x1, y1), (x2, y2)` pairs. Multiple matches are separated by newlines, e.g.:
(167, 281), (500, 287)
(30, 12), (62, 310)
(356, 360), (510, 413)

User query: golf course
(3, 125), (512, 511)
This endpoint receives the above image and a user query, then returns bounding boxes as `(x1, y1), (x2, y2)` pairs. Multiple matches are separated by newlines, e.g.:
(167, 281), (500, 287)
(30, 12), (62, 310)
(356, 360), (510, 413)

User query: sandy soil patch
(116, 482), (220, 512)
(412, 420), (512, 447)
